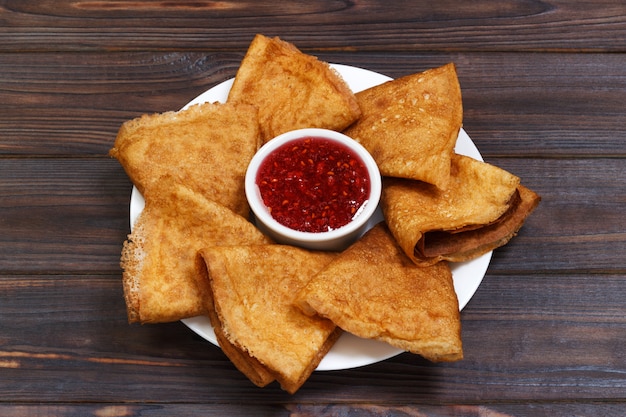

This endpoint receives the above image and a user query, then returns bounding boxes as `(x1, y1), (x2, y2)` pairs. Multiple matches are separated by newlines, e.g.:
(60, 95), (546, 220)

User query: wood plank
(1, 1), (626, 52)
(0, 404), (286, 417)
(0, 52), (243, 156)
(288, 404), (626, 417)
(0, 273), (623, 402)
(0, 157), (624, 274)
(462, 273), (626, 398)
(0, 403), (624, 417)
(1, 52), (624, 157)
(0, 158), (131, 274)
(484, 157), (626, 274)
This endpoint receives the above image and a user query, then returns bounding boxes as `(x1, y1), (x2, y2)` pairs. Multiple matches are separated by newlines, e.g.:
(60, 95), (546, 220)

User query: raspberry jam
(256, 137), (371, 233)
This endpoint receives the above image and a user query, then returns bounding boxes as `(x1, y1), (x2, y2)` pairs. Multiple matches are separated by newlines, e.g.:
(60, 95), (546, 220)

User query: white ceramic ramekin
(245, 128), (382, 251)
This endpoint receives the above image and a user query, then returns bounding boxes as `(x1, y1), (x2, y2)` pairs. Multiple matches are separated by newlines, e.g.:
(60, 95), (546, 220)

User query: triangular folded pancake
(296, 224), (463, 362)
(382, 154), (541, 266)
(343, 63), (462, 190)
(195, 244), (339, 394)
(109, 101), (260, 218)
(120, 183), (272, 324)
(227, 34), (361, 143)
(194, 253), (275, 388)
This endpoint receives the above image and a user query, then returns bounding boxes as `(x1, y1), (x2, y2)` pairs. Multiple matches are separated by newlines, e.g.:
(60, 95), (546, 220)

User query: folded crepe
(296, 224), (463, 362)
(109, 101), (260, 218)
(194, 244), (339, 394)
(382, 154), (541, 266)
(120, 183), (272, 324)
(227, 34), (361, 143)
(343, 63), (462, 190)
(194, 253), (275, 388)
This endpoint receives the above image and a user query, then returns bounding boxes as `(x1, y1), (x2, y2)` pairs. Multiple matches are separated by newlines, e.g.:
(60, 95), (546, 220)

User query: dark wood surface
(1, 1), (625, 416)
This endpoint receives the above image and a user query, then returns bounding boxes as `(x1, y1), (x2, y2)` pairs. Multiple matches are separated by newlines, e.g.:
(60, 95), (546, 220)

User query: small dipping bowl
(245, 128), (382, 251)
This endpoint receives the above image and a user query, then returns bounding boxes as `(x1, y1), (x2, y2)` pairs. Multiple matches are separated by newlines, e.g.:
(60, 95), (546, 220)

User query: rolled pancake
(109, 101), (260, 218)
(296, 224), (463, 362)
(343, 63), (462, 190)
(227, 34), (361, 143)
(196, 245), (339, 394)
(120, 183), (272, 324)
(382, 154), (541, 266)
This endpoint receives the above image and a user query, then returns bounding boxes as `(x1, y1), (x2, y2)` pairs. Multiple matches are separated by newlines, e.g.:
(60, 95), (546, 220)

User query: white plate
(129, 64), (492, 371)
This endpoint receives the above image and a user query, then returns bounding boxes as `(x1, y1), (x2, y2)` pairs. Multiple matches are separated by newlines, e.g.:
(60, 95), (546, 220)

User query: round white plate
(129, 64), (492, 371)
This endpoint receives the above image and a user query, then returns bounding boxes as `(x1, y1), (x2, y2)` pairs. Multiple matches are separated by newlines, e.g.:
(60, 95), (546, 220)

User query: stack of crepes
(109, 34), (540, 394)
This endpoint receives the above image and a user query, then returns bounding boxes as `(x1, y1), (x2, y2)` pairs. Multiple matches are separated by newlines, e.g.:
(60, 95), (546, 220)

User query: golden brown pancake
(193, 253), (275, 388)
(196, 244), (339, 394)
(109, 101), (260, 218)
(296, 224), (463, 362)
(343, 63), (462, 190)
(382, 154), (541, 266)
(227, 34), (361, 143)
(120, 183), (272, 324)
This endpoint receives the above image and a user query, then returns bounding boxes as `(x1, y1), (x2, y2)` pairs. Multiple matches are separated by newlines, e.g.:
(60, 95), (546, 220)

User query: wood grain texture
(0, 273), (624, 403)
(1, 1), (626, 52)
(1, 0), (625, 414)
(0, 158), (130, 274)
(0, 404), (625, 417)
(1, 52), (624, 157)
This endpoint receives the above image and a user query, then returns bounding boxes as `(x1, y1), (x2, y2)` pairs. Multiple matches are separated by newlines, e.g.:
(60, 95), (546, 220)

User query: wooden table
(2, 2), (625, 415)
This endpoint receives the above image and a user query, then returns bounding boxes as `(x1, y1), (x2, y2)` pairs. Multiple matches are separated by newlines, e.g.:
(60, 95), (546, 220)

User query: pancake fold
(344, 63), (462, 190)
(296, 224), (463, 362)
(227, 34), (361, 143)
(195, 244), (339, 394)
(382, 154), (541, 266)
(110, 101), (260, 218)
(120, 183), (272, 324)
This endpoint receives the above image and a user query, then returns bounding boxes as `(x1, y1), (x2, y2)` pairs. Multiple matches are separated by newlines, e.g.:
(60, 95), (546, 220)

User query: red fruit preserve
(256, 137), (371, 233)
